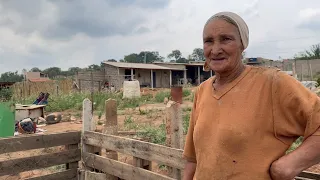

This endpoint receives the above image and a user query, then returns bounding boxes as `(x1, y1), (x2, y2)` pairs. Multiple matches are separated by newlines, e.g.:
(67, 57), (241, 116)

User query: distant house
(24, 72), (51, 82)
(102, 61), (185, 90)
(75, 61), (215, 91)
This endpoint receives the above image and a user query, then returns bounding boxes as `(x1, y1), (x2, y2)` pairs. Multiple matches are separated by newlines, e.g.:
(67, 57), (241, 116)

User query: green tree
(68, 67), (82, 75)
(0, 71), (24, 82)
(167, 50), (182, 61)
(124, 51), (164, 63)
(176, 57), (189, 63)
(88, 64), (102, 71)
(42, 67), (62, 78)
(30, 67), (42, 72)
(191, 48), (204, 61)
(124, 53), (142, 63)
(294, 43), (320, 60)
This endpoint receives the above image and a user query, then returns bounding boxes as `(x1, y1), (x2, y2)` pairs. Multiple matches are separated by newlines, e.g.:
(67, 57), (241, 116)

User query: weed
(155, 91), (170, 103)
(183, 113), (190, 135)
(183, 89), (191, 97)
(124, 116), (139, 130)
(97, 121), (103, 125)
(138, 124), (166, 145)
(97, 111), (103, 119)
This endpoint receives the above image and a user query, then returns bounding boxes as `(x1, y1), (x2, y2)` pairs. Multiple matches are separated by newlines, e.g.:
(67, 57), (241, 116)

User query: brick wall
(104, 64), (126, 91)
(75, 70), (105, 92)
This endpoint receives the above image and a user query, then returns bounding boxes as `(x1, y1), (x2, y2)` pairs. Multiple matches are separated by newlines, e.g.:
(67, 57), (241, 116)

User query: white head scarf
(203, 11), (249, 71)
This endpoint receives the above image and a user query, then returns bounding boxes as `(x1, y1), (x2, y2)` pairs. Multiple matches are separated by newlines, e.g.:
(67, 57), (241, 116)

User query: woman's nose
(211, 43), (223, 56)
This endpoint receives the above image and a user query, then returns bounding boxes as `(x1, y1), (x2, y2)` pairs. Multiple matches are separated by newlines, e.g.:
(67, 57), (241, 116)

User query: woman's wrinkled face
(203, 18), (243, 73)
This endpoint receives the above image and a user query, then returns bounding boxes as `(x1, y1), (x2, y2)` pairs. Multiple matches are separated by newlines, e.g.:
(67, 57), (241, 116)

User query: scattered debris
(45, 112), (62, 125)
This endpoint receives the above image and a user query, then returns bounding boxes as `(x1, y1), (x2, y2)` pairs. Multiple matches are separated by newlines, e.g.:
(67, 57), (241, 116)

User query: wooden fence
(0, 131), (81, 179)
(79, 98), (320, 180)
(0, 98), (320, 179)
(11, 79), (74, 100)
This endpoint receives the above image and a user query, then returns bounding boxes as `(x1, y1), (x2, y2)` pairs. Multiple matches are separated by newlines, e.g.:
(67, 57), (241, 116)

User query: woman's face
(203, 18), (243, 74)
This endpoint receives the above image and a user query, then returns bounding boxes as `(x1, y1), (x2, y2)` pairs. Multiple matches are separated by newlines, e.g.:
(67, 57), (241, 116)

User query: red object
(171, 86), (183, 104)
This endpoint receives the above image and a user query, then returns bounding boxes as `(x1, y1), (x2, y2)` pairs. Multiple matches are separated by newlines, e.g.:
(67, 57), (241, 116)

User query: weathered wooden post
(103, 99), (119, 180)
(166, 100), (183, 179)
(80, 98), (96, 180)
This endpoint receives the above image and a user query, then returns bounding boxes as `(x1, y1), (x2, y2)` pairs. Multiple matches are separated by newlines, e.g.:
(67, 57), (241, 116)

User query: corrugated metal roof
(102, 61), (183, 70)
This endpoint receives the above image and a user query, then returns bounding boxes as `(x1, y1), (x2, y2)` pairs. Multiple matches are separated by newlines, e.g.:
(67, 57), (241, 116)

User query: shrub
(0, 88), (13, 101)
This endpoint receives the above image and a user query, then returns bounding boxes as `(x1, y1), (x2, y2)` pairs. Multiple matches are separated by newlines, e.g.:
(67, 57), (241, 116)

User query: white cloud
(0, 0), (320, 73)
(299, 8), (320, 19)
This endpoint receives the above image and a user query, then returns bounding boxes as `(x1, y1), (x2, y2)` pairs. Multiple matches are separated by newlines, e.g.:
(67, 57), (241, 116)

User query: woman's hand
(270, 159), (298, 180)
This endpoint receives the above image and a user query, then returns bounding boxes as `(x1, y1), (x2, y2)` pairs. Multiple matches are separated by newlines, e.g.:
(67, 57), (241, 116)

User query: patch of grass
(118, 98), (141, 109)
(97, 121), (103, 125)
(154, 91), (171, 103)
(183, 113), (191, 135)
(183, 89), (191, 97)
(124, 116), (139, 130)
(138, 124), (166, 145)
(97, 111), (103, 119)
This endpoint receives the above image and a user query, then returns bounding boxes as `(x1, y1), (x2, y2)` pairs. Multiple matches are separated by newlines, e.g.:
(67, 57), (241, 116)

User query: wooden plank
(166, 101), (183, 179)
(0, 131), (81, 154)
(103, 99), (118, 180)
(81, 98), (96, 172)
(297, 171), (320, 179)
(66, 144), (79, 169)
(83, 152), (175, 180)
(83, 131), (185, 169)
(25, 169), (78, 180)
(0, 149), (81, 176)
(85, 171), (107, 180)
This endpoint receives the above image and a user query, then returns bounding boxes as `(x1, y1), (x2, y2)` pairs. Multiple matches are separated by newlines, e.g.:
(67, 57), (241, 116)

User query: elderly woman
(183, 12), (320, 180)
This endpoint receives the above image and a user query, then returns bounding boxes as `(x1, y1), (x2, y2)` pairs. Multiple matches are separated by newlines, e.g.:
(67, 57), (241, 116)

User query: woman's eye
(223, 37), (231, 41)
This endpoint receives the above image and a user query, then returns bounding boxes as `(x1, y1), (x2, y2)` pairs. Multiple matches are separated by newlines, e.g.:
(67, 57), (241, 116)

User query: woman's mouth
(211, 58), (226, 61)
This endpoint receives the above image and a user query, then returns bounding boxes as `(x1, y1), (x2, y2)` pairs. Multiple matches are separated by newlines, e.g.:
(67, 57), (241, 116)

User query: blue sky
(0, 0), (320, 73)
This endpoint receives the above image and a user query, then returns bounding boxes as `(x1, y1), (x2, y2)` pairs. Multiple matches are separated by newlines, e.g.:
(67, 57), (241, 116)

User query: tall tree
(167, 50), (182, 61)
(0, 71), (24, 82)
(88, 64), (102, 71)
(124, 53), (142, 63)
(294, 43), (320, 60)
(30, 67), (42, 72)
(124, 51), (164, 63)
(42, 67), (62, 78)
(191, 48), (205, 61)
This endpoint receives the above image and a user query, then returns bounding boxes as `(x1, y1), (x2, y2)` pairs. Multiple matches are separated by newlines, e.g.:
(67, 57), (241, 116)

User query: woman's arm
(182, 161), (196, 180)
(270, 128), (320, 180)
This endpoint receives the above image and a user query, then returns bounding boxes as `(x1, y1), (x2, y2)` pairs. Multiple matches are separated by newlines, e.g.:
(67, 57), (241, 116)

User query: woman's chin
(209, 62), (228, 73)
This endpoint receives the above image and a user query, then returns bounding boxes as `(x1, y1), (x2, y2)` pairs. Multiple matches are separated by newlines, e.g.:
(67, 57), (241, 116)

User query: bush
(0, 88), (13, 101)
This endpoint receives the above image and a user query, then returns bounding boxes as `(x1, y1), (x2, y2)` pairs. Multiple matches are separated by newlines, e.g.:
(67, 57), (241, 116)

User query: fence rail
(0, 131), (81, 179)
